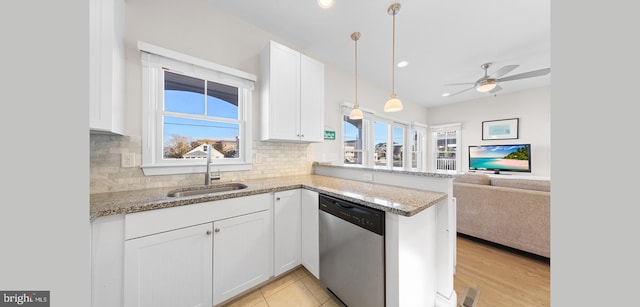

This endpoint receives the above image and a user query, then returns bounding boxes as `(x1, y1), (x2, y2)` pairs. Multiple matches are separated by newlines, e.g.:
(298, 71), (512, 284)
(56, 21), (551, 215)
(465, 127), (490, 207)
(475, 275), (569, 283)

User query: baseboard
(456, 233), (550, 264)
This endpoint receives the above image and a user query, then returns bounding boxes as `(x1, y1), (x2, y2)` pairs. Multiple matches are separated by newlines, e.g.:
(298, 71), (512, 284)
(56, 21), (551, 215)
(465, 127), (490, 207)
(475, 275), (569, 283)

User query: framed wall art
(482, 118), (519, 140)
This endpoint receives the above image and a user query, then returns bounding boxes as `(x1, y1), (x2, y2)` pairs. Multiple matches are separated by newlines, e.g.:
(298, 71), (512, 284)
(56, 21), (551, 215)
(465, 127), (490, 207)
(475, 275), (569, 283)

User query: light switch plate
(121, 153), (135, 168)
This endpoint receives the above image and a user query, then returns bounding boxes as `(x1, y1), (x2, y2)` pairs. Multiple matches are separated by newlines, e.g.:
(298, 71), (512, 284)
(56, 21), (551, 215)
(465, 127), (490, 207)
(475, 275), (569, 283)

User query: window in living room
(430, 123), (461, 173)
(410, 124), (427, 172)
(341, 104), (424, 171)
(343, 115), (365, 166)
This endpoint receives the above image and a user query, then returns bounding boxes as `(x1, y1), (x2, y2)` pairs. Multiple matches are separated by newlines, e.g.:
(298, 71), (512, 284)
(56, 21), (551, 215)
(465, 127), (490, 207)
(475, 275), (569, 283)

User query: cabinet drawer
(125, 193), (272, 240)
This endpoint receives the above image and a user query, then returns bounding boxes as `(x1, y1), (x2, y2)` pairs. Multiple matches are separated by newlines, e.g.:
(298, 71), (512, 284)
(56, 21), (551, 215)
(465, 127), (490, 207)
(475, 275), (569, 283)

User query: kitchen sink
(167, 183), (248, 197)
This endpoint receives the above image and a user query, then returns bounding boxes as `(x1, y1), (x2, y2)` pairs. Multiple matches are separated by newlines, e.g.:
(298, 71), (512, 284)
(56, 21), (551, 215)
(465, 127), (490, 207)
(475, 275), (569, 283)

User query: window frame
(409, 123), (428, 172)
(430, 123), (462, 174)
(341, 103), (425, 171)
(139, 42), (256, 176)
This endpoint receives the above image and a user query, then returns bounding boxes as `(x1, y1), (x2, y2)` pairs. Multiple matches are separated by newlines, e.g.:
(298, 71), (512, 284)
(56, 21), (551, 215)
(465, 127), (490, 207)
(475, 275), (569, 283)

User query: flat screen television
(468, 144), (531, 174)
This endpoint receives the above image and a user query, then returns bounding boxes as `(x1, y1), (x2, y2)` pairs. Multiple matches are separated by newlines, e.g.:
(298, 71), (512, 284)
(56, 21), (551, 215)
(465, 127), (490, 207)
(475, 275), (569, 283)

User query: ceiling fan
(444, 62), (551, 97)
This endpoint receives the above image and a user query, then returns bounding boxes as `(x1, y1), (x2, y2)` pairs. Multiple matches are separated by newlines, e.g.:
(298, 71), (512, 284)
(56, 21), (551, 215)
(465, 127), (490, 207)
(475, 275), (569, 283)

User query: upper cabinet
(90, 0), (125, 135)
(260, 41), (324, 143)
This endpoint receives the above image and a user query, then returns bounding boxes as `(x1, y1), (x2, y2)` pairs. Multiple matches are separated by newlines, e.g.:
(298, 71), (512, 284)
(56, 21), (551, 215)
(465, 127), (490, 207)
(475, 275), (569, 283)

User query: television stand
(493, 170), (511, 175)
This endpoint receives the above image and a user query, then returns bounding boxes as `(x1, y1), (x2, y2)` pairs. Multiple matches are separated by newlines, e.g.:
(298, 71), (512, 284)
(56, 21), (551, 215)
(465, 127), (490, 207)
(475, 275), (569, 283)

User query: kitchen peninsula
(91, 171), (456, 307)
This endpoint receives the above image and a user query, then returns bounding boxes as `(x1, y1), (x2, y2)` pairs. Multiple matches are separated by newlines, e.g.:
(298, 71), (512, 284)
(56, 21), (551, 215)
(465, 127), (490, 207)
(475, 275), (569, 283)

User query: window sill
(141, 163), (251, 176)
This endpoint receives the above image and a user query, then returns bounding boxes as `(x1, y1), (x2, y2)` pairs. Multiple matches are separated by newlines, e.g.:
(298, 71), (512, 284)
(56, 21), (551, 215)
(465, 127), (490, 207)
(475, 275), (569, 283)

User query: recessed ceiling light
(442, 93), (450, 97)
(397, 61), (409, 68)
(317, 0), (335, 9)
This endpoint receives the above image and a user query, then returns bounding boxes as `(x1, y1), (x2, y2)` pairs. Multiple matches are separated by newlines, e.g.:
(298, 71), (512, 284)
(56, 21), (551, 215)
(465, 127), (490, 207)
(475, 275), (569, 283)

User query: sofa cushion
(490, 178), (551, 192)
(453, 173), (491, 185)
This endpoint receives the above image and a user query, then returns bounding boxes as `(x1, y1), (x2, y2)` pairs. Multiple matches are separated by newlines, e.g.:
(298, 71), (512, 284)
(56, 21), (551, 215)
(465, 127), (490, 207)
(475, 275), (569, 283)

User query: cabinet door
(213, 210), (272, 305)
(265, 41), (301, 141)
(273, 189), (302, 276)
(299, 54), (325, 142)
(124, 223), (213, 307)
(89, 0), (125, 134)
(300, 189), (320, 278)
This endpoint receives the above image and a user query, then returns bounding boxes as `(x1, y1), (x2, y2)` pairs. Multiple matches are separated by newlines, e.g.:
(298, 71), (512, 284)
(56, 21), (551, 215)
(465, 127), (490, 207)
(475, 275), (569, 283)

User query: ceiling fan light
(317, 0), (335, 9)
(384, 94), (403, 112)
(476, 79), (497, 92)
(349, 106), (363, 120)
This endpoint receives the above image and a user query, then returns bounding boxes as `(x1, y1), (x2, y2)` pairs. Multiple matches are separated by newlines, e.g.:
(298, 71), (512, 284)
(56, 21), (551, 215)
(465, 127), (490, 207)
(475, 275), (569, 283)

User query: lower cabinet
(213, 210), (272, 305)
(122, 193), (273, 307)
(110, 190), (320, 307)
(300, 189), (320, 278)
(273, 189), (302, 276)
(124, 223), (213, 307)
(273, 189), (320, 278)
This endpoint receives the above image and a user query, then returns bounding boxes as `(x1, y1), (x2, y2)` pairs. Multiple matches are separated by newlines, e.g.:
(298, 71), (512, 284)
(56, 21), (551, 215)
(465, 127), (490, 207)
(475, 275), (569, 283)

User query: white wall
(123, 0), (428, 142)
(427, 86), (551, 177)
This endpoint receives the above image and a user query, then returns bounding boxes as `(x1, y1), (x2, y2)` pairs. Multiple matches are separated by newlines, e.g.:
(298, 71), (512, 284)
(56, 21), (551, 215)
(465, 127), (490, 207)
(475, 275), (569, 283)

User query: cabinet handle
(214, 228), (221, 233)
(206, 230), (212, 235)
(276, 197), (281, 201)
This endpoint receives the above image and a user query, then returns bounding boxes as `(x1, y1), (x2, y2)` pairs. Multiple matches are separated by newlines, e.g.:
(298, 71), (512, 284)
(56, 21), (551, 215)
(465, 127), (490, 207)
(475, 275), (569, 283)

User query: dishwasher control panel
(319, 194), (385, 235)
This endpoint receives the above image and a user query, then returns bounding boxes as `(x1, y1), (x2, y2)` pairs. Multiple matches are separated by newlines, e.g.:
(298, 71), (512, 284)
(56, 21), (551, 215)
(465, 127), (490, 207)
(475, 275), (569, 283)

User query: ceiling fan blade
(448, 86), (475, 97)
(488, 65), (519, 79)
(497, 68), (551, 82)
(444, 82), (475, 86)
(489, 85), (503, 94)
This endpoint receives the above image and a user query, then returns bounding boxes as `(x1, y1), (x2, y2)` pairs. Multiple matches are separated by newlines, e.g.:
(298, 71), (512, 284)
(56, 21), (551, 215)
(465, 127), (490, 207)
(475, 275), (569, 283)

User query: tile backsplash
(90, 134), (313, 194)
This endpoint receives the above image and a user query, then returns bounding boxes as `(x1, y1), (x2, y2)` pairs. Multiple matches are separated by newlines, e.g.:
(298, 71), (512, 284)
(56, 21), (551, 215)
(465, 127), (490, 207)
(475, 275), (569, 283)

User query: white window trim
(409, 122), (428, 172)
(430, 122), (462, 174)
(341, 103), (370, 168)
(139, 42), (256, 176)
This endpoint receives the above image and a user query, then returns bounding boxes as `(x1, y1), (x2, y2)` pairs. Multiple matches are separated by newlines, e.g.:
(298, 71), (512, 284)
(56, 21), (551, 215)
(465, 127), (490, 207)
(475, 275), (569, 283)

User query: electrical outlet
(121, 153), (135, 168)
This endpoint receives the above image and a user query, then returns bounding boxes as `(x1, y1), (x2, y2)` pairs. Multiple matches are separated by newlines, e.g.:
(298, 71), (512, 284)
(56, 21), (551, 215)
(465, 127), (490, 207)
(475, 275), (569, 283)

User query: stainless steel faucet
(204, 144), (221, 185)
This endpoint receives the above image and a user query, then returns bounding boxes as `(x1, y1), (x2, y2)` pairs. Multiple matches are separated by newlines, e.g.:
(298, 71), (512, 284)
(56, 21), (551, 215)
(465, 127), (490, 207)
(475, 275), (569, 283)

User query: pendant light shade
(384, 3), (403, 112)
(349, 106), (363, 119)
(349, 32), (363, 120)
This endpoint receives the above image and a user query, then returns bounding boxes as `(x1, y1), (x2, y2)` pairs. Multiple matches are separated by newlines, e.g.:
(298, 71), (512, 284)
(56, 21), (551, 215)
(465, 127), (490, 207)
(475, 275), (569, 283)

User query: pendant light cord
(355, 36), (359, 106)
(391, 11), (396, 96)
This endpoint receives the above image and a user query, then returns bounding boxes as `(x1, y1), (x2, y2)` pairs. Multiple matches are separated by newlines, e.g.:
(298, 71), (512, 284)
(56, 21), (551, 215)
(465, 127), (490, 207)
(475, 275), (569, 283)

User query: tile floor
(219, 266), (345, 307)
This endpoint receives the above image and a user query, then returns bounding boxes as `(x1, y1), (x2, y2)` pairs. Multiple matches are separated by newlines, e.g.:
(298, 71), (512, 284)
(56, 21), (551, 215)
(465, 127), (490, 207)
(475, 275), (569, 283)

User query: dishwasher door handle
(336, 202), (355, 209)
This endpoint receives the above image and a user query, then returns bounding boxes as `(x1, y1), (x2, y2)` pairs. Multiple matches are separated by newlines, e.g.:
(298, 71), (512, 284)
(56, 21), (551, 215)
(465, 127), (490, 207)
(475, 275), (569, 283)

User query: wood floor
(454, 234), (550, 307)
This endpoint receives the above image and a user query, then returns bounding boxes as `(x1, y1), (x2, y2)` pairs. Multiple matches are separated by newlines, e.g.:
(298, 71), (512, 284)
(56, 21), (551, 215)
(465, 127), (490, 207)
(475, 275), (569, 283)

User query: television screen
(468, 144), (531, 173)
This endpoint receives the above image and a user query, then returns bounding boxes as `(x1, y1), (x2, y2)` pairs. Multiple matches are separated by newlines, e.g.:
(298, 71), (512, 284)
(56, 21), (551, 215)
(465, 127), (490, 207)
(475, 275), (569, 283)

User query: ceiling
(207, 0), (550, 108)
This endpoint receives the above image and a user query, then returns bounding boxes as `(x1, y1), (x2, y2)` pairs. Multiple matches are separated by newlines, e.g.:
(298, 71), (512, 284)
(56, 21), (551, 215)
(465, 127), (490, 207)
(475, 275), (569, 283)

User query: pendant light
(384, 3), (403, 112)
(349, 32), (363, 120)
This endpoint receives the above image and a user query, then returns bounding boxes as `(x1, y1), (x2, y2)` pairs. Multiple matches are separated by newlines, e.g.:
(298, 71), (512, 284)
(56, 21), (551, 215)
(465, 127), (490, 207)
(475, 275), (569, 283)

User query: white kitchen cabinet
(123, 223), (213, 307)
(118, 193), (273, 307)
(213, 210), (272, 305)
(300, 189), (320, 279)
(273, 189), (302, 276)
(260, 40), (324, 142)
(90, 0), (125, 134)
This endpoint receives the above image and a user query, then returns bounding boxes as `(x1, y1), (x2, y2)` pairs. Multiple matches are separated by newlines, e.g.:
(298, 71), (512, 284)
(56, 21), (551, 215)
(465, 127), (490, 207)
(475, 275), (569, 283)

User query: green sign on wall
(324, 130), (336, 140)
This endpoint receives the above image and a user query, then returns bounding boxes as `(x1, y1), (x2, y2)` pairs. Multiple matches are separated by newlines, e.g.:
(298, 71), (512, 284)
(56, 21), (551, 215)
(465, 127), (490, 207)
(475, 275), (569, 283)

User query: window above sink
(138, 42), (257, 176)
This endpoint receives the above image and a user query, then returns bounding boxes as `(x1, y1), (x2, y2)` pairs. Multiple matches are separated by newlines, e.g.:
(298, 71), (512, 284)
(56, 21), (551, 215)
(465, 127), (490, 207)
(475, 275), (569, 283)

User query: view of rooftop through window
(163, 71), (241, 160)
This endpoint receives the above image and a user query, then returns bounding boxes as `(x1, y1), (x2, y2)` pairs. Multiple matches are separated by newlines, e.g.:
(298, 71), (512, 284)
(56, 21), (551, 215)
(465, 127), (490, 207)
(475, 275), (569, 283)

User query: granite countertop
(90, 174), (448, 221)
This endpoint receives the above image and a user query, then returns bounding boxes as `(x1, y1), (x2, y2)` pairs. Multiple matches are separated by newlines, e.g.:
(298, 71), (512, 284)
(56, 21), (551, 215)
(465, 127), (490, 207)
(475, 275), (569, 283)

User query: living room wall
(426, 86), (550, 178)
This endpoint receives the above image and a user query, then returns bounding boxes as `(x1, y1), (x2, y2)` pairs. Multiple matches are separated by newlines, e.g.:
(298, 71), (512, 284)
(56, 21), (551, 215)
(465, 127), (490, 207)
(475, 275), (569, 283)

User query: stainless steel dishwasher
(319, 194), (385, 307)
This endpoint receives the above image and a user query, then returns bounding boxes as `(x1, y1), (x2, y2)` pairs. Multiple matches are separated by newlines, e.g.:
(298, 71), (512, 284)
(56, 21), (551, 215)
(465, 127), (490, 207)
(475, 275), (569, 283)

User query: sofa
(453, 173), (550, 258)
